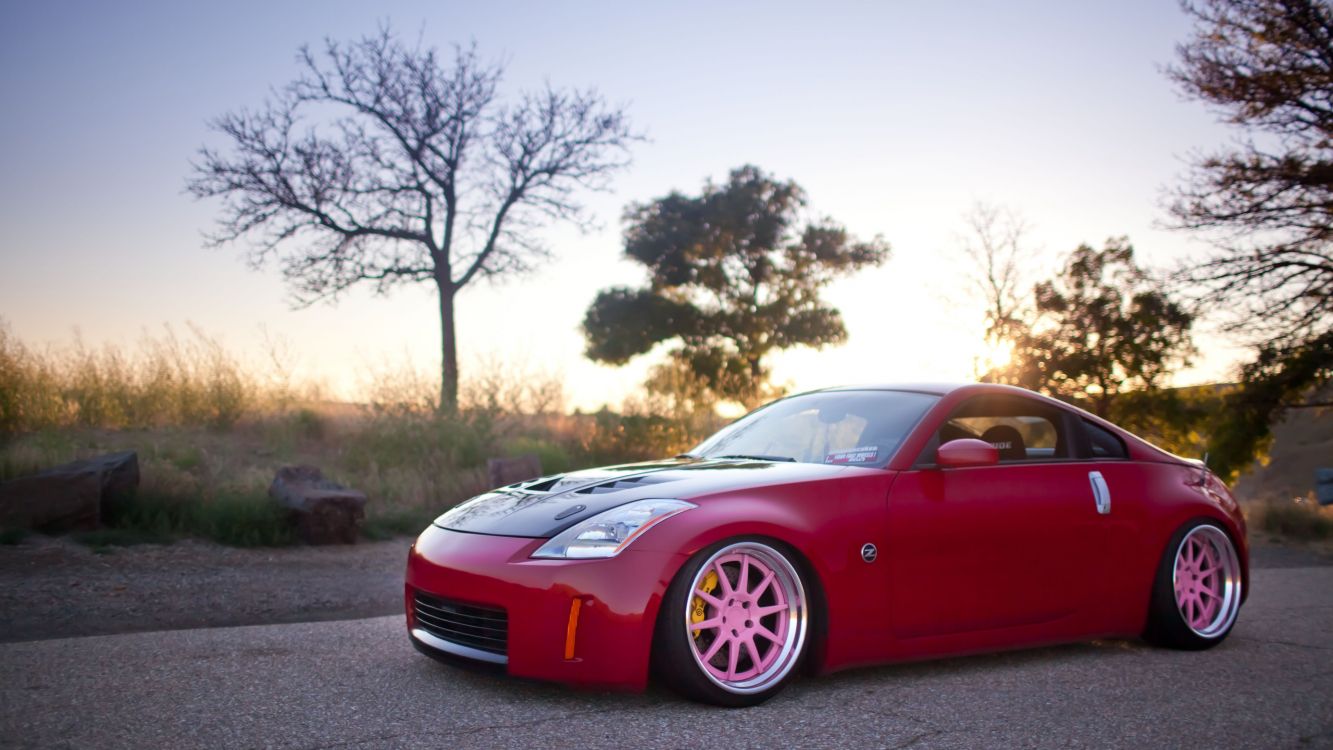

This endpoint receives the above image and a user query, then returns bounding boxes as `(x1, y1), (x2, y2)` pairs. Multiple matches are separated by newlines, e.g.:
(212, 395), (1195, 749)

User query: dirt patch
(1233, 390), (1332, 503)
(0, 535), (412, 643)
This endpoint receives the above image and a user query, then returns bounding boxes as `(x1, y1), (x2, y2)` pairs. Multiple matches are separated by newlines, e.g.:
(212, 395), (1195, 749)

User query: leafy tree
(188, 29), (639, 411)
(988, 239), (1196, 419)
(582, 166), (889, 407)
(1166, 0), (1333, 474)
(1207, 330), (1333, 480)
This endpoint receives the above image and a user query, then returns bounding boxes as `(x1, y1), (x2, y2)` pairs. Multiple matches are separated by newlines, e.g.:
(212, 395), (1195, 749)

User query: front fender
(630, 470), (899, 673)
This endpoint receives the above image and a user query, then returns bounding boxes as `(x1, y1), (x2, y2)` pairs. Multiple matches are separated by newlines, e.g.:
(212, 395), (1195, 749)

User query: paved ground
(0, 537), (412, 643)
(3, 534), (1329, 644)
(1, 565), (1330, 750)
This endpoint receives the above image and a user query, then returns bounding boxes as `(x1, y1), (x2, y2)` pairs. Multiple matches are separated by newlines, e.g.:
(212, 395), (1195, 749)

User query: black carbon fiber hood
(432, 457), (847, 537)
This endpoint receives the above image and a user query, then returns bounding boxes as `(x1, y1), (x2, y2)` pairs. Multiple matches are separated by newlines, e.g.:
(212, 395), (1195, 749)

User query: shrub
(504, 436), (572, 475)
(1256, 497), (1333, 541)
(103, 489), (294, 548)
(292, 408), (327, 441)
(361, 507), (438, 541)
(72, 527), (173, 551)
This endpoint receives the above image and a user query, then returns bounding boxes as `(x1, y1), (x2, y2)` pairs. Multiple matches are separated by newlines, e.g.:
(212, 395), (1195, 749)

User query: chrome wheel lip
(1172, 524), (1242, 639)
(685, 541), (808, 695)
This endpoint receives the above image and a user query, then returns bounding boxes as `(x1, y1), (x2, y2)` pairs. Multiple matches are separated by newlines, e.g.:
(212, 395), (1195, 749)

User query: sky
(0, 0), (1249, 411)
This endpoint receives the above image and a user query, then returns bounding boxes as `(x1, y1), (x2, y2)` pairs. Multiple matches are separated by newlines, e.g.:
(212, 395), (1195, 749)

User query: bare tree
(188, 28), (640, 410)
(1166, 0), (1333, 477)
(1166, 0), (1333, 344)
(957, 201), (1036, 373)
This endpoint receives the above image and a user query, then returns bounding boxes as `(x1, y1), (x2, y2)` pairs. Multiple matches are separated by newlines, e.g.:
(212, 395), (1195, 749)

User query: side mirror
(936, 438), (999, 468)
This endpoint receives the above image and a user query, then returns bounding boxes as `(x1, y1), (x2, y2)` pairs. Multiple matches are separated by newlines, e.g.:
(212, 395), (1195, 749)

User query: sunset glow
(0, 1), (1243, 410)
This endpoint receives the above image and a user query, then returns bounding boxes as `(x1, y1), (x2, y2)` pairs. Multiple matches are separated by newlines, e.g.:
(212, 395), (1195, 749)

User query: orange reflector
(564, 598), (583, 660)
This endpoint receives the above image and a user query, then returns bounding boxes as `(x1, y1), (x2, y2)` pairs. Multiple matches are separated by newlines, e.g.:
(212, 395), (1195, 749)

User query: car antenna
(1191, 451), (1211, 487)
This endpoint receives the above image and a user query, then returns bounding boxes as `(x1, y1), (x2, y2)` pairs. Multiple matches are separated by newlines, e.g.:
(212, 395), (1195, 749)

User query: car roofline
(798, 382), (967, 397)
(780, 383), (1191, 466)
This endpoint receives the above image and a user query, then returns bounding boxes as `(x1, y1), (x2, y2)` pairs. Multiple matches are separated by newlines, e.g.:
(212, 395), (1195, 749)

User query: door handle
(1088, 471), (1111, 515)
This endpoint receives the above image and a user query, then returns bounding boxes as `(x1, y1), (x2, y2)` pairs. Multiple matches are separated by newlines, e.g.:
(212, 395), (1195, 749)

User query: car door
(1075, 416), (1153, 630)
(884, 394), (1112, 640)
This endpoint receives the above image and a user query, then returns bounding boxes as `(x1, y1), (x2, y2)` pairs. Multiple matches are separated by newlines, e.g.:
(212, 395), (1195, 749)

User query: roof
(817, 382), (973, 396)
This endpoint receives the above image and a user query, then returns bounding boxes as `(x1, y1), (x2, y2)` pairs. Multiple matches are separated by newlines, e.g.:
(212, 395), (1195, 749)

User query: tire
(1144, 519), (1243, 650)
(653, 538), (812, 707)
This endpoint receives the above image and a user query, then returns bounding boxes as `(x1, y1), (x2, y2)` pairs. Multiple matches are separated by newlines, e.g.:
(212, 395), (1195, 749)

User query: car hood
(433, 457), (857, 538)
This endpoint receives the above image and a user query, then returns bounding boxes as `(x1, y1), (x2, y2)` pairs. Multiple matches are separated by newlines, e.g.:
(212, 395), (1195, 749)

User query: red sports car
(405, 383), (1247, 706)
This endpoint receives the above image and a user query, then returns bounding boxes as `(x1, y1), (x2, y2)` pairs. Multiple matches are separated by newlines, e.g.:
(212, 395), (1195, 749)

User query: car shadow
(405, 636), (1155, 712)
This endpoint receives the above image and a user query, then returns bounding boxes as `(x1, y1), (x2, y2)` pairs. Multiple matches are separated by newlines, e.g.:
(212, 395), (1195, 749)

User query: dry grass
(1250, 495), (1333, 542)
(0, 322), (718, 546)
(0, 321), (316, 433)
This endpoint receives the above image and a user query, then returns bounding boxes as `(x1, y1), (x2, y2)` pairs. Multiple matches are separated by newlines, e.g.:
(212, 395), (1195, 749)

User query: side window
(1084, 419), (1128, 459)
(934, 395), (1070, 463)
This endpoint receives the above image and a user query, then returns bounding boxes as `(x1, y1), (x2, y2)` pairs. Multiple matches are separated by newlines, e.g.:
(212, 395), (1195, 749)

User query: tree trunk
(436, 275), (459, 413)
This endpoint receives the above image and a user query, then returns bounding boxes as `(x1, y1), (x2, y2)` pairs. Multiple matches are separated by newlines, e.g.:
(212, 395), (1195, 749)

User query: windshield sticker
(826, 446), (879, 464)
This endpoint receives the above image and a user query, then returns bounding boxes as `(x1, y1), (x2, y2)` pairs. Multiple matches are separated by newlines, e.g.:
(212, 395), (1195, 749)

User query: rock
(487, 454), (543, 488)
(0, 465), (103, 532)
(0, 451), (140, 532)
(268, 466), (366, 545)
(69, 452), (140, 514)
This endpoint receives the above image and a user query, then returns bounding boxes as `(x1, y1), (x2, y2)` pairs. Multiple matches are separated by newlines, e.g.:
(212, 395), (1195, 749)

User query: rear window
(1084, 419), (1128, 459)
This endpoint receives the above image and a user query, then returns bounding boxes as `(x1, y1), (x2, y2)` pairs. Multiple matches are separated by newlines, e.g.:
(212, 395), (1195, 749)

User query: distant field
(0, 403), (712, 547)
(0, 323), (718, 546)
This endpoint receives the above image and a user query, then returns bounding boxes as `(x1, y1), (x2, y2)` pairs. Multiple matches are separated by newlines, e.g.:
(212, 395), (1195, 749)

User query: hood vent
(506, 471), (678, 497)
(574, 475), (674, 495)
(521, 475), (565, 492)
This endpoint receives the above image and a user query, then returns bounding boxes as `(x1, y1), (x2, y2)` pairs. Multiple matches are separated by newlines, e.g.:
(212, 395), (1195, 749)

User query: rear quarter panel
(1092, 458), (1249, 633)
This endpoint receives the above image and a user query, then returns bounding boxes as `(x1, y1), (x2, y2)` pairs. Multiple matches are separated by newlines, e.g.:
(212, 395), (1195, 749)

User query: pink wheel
(655, 538), (812, 705)
(683, 541), (808, 696)
(1170, 523), (1242, 640)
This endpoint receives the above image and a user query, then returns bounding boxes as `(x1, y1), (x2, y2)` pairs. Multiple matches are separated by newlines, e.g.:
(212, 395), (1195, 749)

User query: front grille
(413, 591), (508, 656)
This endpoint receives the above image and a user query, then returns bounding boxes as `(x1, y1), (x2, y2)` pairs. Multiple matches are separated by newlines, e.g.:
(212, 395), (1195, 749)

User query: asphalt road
(1, 566), (1331, 750)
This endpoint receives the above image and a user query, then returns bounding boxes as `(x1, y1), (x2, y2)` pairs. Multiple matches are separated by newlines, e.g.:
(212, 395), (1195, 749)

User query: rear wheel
(1145, 520), (1243, 649)
(654, 538), (811, 707)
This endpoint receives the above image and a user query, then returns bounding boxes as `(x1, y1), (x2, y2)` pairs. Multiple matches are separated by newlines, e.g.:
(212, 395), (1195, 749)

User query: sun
(975, 338), (1014, 376)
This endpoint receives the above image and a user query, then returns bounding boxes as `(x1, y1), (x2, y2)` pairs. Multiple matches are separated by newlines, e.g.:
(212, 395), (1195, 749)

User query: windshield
(690, 390), (939, 467)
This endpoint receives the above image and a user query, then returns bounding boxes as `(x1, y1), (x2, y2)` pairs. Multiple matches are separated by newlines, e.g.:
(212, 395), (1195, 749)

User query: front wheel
(654, 538), (811, 707)
(1145, 520), (1243, 650)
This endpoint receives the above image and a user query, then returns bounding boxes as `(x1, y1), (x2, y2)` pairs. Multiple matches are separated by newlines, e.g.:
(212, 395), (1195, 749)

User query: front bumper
(405, 525), (684, 691)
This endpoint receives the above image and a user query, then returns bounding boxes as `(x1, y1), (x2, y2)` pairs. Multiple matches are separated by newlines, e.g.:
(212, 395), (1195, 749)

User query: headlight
(531, 499), (696, 559)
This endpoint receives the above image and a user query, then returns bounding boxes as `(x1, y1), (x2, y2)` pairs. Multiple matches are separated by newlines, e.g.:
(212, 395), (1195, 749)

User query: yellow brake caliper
(691, 569), (719, 639)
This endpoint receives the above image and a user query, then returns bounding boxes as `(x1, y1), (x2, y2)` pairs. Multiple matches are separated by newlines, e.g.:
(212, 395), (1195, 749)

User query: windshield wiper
(674, 453), (698, 459)
(713, 453), (796, 462)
